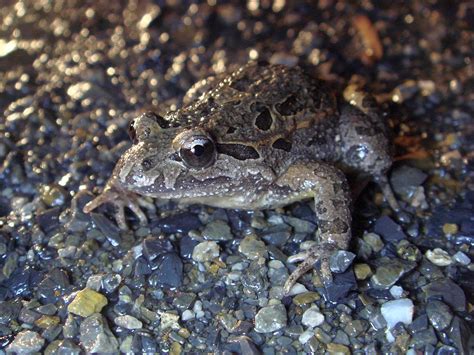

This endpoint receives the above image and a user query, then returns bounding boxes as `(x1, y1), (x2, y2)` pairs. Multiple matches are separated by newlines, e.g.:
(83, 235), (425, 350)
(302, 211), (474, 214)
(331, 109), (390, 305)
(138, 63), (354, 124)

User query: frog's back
(173, 63), (337, 138)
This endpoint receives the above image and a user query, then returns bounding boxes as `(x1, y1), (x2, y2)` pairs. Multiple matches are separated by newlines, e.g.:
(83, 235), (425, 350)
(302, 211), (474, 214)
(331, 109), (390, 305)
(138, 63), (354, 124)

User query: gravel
(0, 1), (472, 354)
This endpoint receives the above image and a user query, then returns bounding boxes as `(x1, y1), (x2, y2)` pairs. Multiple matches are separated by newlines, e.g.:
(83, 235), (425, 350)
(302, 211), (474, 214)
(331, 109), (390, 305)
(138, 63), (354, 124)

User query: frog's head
(116, 111), (255, 200)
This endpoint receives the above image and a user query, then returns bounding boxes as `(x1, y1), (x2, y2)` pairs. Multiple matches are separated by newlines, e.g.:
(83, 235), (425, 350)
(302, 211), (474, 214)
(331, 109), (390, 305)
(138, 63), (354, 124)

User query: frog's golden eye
(179, 135), (216, 169)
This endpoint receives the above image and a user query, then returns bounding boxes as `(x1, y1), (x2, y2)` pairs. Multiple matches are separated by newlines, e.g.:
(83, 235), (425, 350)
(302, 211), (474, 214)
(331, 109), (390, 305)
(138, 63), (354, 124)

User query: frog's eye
(179, 135), (216, 169)
(128, 120), (138, 144)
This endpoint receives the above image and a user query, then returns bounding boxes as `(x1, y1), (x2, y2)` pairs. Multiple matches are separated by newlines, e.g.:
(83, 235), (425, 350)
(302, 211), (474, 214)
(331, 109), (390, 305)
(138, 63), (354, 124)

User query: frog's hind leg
(269, 161), (352, 294)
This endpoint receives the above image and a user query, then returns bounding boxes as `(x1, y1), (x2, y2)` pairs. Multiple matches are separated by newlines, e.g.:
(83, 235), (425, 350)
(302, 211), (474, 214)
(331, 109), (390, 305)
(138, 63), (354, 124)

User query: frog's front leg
(83, 179), (152, 230)
(269, 161), (352, 294)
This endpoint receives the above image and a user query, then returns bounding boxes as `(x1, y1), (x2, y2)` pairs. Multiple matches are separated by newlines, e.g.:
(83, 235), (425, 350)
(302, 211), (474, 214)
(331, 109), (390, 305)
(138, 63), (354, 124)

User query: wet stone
(329, 250), (356, 273)
(67, 288), (108, 317)
(380, 298), (414, 329)
(323, 269), (357, 302)
(452, 251), (470, 265)
(154, 212), (202, 233)
(354, 263), (372, 280)
(374, 216), (407, 242)
(115, 315), (143, 330)
(371, 258), (407, 289)
(363, 232), (384, 253)
(425, 248), (453, 266)
(422, 279), (466, 311)
(80, 313), (119, 353)
(192, 241), (220, 262)
(172, 292), (196, 311)
(238, 235), (268, 260)
(254, 303), (287, 333)
(202, 219), (233, 241)
(326, 343), (350, 355)
(344, 319), (368, 337)
(148, 253), (183, 288)
(293, 292), (320, 305)
(301, 306), (324, 328)
(6, 330), (44, 354)
(426, 300), (453, 331)
(260, 224), (292, 246)
(390, 165), (428, 198)
(51, 339), (81, 355)
(0, 300), (21, 325)
(91, 213), (121, 247)
(142, 236), (174, 261)
(179, 235), (200, 259)
(36, 207), (61, 234)
(102, 273), (122, 293)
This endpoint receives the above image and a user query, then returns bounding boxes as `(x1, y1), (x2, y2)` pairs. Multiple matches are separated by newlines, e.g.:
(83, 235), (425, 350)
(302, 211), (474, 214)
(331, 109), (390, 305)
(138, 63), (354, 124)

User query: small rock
(142, 237), (173, 261)
(159, 312), (180, 330)
(390, 165), (427, 198)
(148, 253), (183, 288)
(329, 251), (356, 273)
(326, 343), (350, 355)
(293, 292), (320, 306)
(154, 212), (202, 233)
(202, 219), (233, 241)
(381, 298), (414, 329)
(298, 329), (314, 344)
(363, 233), (384, 253)
(422, 279), (466, 312)
(426, 300), (453, 331)
(254, 303), (287, 333)
(452, 251), (470, 265)
(354, 263), (372, 280)
(374, 216), (407, 242)
(181, 310), (195, 321)
(425, 248), (452, 266)
(238, 235), (268, 260)
(6, 330), (44, 354)
(67, 288), (108, 317)
(80, 313), (118, 353)
(115, 315), (143, 329)
(192, 241), (220, 262)
(301, 306), (325, 328)
(442, 223), (459, 235)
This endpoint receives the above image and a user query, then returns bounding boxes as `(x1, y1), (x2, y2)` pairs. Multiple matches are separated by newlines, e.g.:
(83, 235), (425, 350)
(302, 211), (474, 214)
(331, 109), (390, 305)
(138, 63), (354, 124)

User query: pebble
(329, 251), (356, 273)
(452, 251), (470, 265)
(422, 279), (466, 312)
(6, 330), (45, 354)
(425, 248), (453, 266)
(254, 303), (287, 333)
(181, 309), (195, 321)
(363, 232), (384, 253)
(301, 306), (325, 328)
(371, 259), (406, 289)
(374, 216), (407, 242)
(426, 300), (453, 331)
(442, 223), (459, 235)
(390, 165), (427, 198)
(159, 312), (180, 330)
(115, 315), (143, 329)
(80, 313), (119, 353)
(192, 241), (220, 262)
(238, 235), (268, 260)
(293, 292), (320, 306)
(380, 298), (414, 329)
(326, 343), (350, 355)
(67, 288), (108, 317)
(354, 263), (372, 280)
(148, 253), (183, 288)
(202, 219), (233, 241)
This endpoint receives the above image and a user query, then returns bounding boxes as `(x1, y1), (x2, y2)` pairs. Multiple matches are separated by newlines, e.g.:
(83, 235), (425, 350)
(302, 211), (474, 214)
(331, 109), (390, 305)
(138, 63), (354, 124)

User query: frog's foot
(283, 242), (338, 295)
(375, 175), (412, 224)
(83, 183), (151, 230)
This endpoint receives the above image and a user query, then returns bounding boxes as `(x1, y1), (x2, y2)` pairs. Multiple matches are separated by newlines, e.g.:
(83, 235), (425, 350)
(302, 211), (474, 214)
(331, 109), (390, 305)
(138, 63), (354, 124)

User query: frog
(84, 61), (404, 294)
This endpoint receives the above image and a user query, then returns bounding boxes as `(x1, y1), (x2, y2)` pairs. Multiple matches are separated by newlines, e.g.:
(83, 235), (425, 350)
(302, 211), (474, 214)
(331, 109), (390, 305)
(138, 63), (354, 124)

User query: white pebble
(425, 248), (452, 266)
(381, 298), (414, 329)
(301, 306), (325, 328)
(453, 251), (470, 265)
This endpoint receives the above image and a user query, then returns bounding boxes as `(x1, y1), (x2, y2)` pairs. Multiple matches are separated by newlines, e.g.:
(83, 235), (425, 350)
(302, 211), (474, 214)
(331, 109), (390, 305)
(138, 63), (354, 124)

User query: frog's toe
(283, 243), (337, 295)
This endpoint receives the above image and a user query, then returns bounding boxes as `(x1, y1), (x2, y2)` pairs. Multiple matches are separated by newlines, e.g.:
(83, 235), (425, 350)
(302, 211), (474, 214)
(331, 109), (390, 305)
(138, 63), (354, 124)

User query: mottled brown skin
(84, 62), (401, 294)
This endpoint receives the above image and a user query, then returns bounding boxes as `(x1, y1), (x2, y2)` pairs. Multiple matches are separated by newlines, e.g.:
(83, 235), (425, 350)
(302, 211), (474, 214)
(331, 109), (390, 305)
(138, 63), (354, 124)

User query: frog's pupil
(192, 144), (205, 156)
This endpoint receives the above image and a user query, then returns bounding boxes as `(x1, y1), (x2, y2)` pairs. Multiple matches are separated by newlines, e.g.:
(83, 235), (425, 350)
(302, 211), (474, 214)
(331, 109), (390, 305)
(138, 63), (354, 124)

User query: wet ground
(0, 1), (473, 354)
